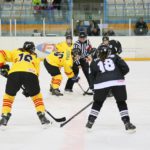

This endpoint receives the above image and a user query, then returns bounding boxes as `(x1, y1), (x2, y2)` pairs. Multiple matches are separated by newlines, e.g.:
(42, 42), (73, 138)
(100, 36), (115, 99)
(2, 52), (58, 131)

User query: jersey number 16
(19, 53), (33, 62)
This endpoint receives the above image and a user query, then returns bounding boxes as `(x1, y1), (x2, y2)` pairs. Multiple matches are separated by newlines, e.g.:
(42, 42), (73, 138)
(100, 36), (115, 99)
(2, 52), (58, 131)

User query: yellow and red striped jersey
(46, 50), (74, 78)
(56, 41), (73, 53)
(0, 49), (40, 76)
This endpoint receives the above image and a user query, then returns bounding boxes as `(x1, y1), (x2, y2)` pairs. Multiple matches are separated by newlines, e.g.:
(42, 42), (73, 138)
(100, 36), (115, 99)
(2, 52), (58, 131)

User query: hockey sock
(51, 74), (62, 89)
(32, 93), (45, 113)
(88, 100), (104, 121)
(2, 93), (14, 115)
(88, 110), (99, 122)
(116, 101), (130, 123)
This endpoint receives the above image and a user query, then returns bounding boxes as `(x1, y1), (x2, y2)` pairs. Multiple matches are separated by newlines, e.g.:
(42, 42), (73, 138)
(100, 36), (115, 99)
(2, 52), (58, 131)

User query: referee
(65, 31), (93, 92)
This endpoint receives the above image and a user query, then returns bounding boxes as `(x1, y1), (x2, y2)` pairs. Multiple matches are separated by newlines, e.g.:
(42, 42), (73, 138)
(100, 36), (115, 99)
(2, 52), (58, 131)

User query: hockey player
(56, 34), (73, 53)
(44, 47), (79, 96)
(0, 42), (50, 127)
(86, 45), (136, 132)
(65, 31), (93, 93)
(100, 36), (122, 97)
(102, 36), (122, 55)
(55, 34), (74, 93)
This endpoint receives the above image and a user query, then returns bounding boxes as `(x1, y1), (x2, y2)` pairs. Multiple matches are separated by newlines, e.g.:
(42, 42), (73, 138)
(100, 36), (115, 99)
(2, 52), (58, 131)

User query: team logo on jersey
(36, 43), (56, 54)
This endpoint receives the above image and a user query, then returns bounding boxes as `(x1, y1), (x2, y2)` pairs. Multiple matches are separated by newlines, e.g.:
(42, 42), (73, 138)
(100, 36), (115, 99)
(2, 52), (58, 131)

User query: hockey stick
(60, 101), (93, 127)
(83, 87), (90, 96)
(21, 86), (67, 122)
(77, 82), (93, 95)
(45, 110), (66, 122)
(19, 86), (67, 122)
(0, 76), (66, 123)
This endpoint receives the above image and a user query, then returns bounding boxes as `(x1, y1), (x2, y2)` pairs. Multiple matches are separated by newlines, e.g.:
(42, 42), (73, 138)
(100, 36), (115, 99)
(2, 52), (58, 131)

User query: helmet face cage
(23, 41), (35, 52)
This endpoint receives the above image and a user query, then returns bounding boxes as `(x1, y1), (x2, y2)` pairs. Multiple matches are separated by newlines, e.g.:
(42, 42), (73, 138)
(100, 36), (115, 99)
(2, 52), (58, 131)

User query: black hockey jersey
(90, 54), (129, 90)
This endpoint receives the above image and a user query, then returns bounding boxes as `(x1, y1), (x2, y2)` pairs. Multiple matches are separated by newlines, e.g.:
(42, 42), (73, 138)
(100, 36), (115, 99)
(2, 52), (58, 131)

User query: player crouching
(44, 48), (80, 96)
(0, 42), (51, 128)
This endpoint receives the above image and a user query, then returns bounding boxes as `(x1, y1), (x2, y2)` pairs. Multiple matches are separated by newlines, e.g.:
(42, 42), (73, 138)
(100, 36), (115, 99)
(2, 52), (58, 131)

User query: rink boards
(0, 36), (150, 61)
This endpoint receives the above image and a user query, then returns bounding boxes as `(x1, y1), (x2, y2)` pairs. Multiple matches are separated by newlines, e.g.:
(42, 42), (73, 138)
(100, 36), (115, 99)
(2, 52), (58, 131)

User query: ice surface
(0, 61), (150, 150)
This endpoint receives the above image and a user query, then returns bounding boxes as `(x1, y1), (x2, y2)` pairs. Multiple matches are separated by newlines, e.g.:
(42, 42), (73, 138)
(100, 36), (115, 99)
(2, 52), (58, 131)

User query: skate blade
(86, 126), (93, 132)
(52, 94), (63, 96)
(0, 125), (7, 131)
(64, 91), (73, 94)
(126, 129), (136, 134)
(86, 128), (92, 132)
(42, 122), (53, 129)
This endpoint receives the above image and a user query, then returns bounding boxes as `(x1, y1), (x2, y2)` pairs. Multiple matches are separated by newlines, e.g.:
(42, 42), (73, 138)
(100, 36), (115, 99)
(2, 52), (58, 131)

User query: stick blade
(83, 92), (93, 96)
(55, 117), (66, 122)
(45, 110), (66, 122)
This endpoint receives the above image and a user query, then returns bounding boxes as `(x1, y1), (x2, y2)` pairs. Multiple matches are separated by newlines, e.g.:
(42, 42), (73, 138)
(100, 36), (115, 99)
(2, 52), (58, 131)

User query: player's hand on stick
(71, 76), (80, 83)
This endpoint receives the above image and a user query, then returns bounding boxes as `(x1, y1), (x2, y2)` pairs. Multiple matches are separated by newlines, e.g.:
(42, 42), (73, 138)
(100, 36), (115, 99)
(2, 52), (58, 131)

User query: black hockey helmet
(72, 48), (81, 57)
(102, 36), (109, 41)
(79, 31), (87, 38)
(66, 34), (72, 39)
(109, 40), (122, 54)
(23, 41), (35, 52)
(97, 45), (110, 61)
(115, 40), (122, 54)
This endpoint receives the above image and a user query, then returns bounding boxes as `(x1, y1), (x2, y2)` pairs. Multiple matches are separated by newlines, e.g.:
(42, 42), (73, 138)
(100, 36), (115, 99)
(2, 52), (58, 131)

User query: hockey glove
(71, 76), (80, 83)
(89, 84), (94, 91)
(89, 48), (97, 55)
(22, 88), (30, 97)
(85, 48), (97, 59)
(0, 64), (10, 77)
(74, 60), (80, 65)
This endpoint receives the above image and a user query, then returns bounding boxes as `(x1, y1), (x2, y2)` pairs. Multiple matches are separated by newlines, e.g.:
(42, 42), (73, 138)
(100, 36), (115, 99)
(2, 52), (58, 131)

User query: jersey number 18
(97, 59), (115, 73)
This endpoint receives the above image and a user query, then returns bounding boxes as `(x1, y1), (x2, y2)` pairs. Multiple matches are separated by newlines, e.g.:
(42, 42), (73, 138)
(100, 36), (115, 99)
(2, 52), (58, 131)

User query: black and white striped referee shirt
(73, 39), (92, 58)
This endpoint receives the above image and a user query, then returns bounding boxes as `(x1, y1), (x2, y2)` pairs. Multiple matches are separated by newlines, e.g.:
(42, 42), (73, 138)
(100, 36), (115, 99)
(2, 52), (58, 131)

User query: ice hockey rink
(0, 61), (150, 150)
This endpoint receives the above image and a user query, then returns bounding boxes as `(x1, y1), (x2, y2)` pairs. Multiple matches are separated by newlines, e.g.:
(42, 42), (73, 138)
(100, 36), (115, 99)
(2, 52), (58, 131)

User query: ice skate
(86, 121), (94, 129)
(86, 115), (96, 131)
(64, 88), (73, 94)
(49, 85), (53, 92)
(37, 112), (52, 128)
(0, 113), (11, 130)
(125, 122), (136, 133)
(51, 88), (63, 96)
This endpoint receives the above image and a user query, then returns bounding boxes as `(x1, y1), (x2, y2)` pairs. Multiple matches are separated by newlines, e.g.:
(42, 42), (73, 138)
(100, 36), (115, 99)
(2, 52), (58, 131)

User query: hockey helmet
(79, 31), (87, 38)
(109, 40), (122, 54)
(102, 36), (109, 41)
(66, 34), (72, 39)
(115, 40), (122, 54)
(23, 41), (35, 52)
(97, 45), (110, 60)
